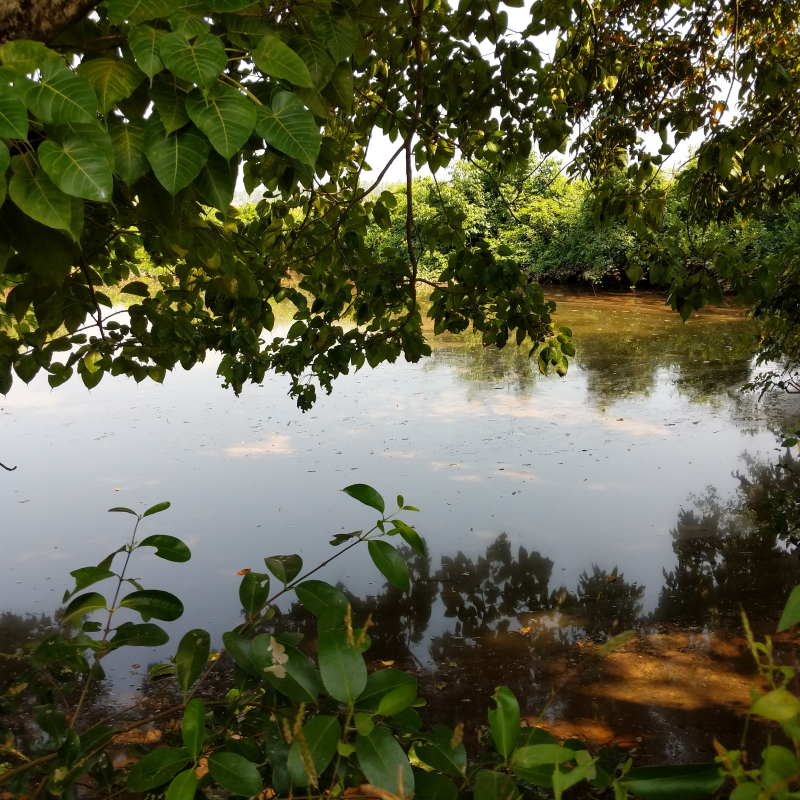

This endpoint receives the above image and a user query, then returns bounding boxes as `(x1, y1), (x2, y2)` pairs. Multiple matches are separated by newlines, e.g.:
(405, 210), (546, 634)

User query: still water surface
(2, 289), (798, 759)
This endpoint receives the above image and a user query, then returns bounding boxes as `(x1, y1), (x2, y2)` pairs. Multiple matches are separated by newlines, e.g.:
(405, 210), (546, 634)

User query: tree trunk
(0, 0), (96, 45)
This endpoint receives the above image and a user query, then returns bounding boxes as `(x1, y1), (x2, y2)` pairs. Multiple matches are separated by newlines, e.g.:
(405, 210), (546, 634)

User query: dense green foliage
(2, 485), (800, 800)
(2, 0), (800, 405)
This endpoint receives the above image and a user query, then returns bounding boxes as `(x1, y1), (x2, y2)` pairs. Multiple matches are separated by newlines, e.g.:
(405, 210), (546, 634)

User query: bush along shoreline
(2, 486), (800, 800)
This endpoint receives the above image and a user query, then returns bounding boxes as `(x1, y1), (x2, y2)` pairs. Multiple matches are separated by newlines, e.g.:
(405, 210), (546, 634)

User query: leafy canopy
(1, 0), (800, 405)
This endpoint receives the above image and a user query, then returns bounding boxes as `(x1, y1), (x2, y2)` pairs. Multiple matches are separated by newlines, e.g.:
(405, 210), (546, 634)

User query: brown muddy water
(2, 288), (800, 763)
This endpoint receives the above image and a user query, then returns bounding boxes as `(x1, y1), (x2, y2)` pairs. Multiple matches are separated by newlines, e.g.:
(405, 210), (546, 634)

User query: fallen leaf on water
(237, 568), (252, 575)
(520, 627), (532, 634)
(114, 488), (120, 492)
(616, 418), (624, 421)
(449, 661), (457, 667)
(380, 660), (395, 666)
(435, 682), (447, 690)
(607, 574), (618, 583)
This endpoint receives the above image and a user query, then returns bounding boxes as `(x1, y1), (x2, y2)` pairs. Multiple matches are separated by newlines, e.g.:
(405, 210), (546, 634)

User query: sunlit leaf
(16, 59), (97, 124)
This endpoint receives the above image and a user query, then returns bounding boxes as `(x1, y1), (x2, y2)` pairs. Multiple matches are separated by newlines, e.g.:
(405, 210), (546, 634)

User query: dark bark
(0, 0), (96, 45)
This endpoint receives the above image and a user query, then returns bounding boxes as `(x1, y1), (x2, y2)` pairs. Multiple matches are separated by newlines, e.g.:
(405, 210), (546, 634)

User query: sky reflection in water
(1, 289), (799, 710)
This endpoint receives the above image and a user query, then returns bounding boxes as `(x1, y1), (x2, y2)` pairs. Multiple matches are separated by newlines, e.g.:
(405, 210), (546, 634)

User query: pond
(2, 288), (799, 763)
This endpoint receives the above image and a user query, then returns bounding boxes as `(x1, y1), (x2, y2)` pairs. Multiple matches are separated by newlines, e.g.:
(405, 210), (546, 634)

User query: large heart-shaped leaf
(39, 136), (114, 202)
(194, 149), (236, 211)
(169, 9), (211, 38)
(145, 116), (210, 194)
(0, 84), (28, 138)
(206, 0), (254, 10)
(47, 121), (114, 168)
(255, 91), (320, 166)
(323, 63), (354, 112)
(291, 37), (335, 89)
(186, 84), (257, 159)
(107, 0), (175, 25)
(253, 35), (312, 87)
(76, 57), (144, 114)
(119, 589), (184, 621)
(16, 59), (97, 124)
(9, 167), (74, 236)
(109, 118), (149, 185)
(0, 40), (60, 76)
(160, 32), (226, 90)
(150, 75), (191, 134)
(316, 15), (358, 63)
(129, 25), (167, 80)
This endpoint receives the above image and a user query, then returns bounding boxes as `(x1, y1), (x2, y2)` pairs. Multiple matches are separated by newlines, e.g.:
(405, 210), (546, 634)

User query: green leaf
(597, 630), (635, 655)
(68, 567), (115, 597)
(109, 118), (150, 185)
(253, 36), (313, 87)
(208, 751), (263, 796)
(119, 589), (184, 622)
(222, 630), (259, 676)
(489, 687), (519, 759)
(129, 25), (167, 80)
(206, 0), (254, 10)
(194, 148), (236, 211)
(185, 84), (257, 159)
(342, 483), (385, 513)
(139, 534), (191, 562)
(264, 554), (303, 585)
(9, 167), (74, 236)
(107, 0), (175, 25)
(0, 140), (8, 174)
(110, 622), (170, 648)
(0, 40), (60, 76)
(355, 727), (414, 797)
(415, 725), (467, 778)
(150, 76), (191, 134)
(165, 769), (199, 800)
(39, 136), (113, 202)
(751, 687), (800, 722)
(291, 37), (335, 89)
(127, 747), (191, 792)
(239, 571), (270, 618)
(295, 579), (349, 618)
(475, 770), (520, 800)
(176, 628), (211, 696)
(169, 10), (211, 37)
(48, 121), (114, 168)
(160, 33), (226, 90)
(263, 642), (319, 702)
(76, 57), (144, 114)
(62, 592), (106, 625)
(318, 628), (368, 704)
(255, 90), (320, 166)
(512, 745), (575, 769)
(368, 540), (409, 590)
(622, 763), (725, 800)
(779, 585), (800, 631)
(109, 507), (137, 515)
(288, 715), (341, 787)
(182, 699), (205, 761)
(316, 15), (358, 63)
(356, 669), (417, 712)
(0, 84), (28, 138)
(16, 59), (97, 124)
(122, 280), (151, 297)
(145, 116), (210, 194)
(414, 771), (458, 800)
(376, 683), (416, 717)
(143, 500), (171, 517)
(392, 520), (425, 556)
(323, 63), (353, 112)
